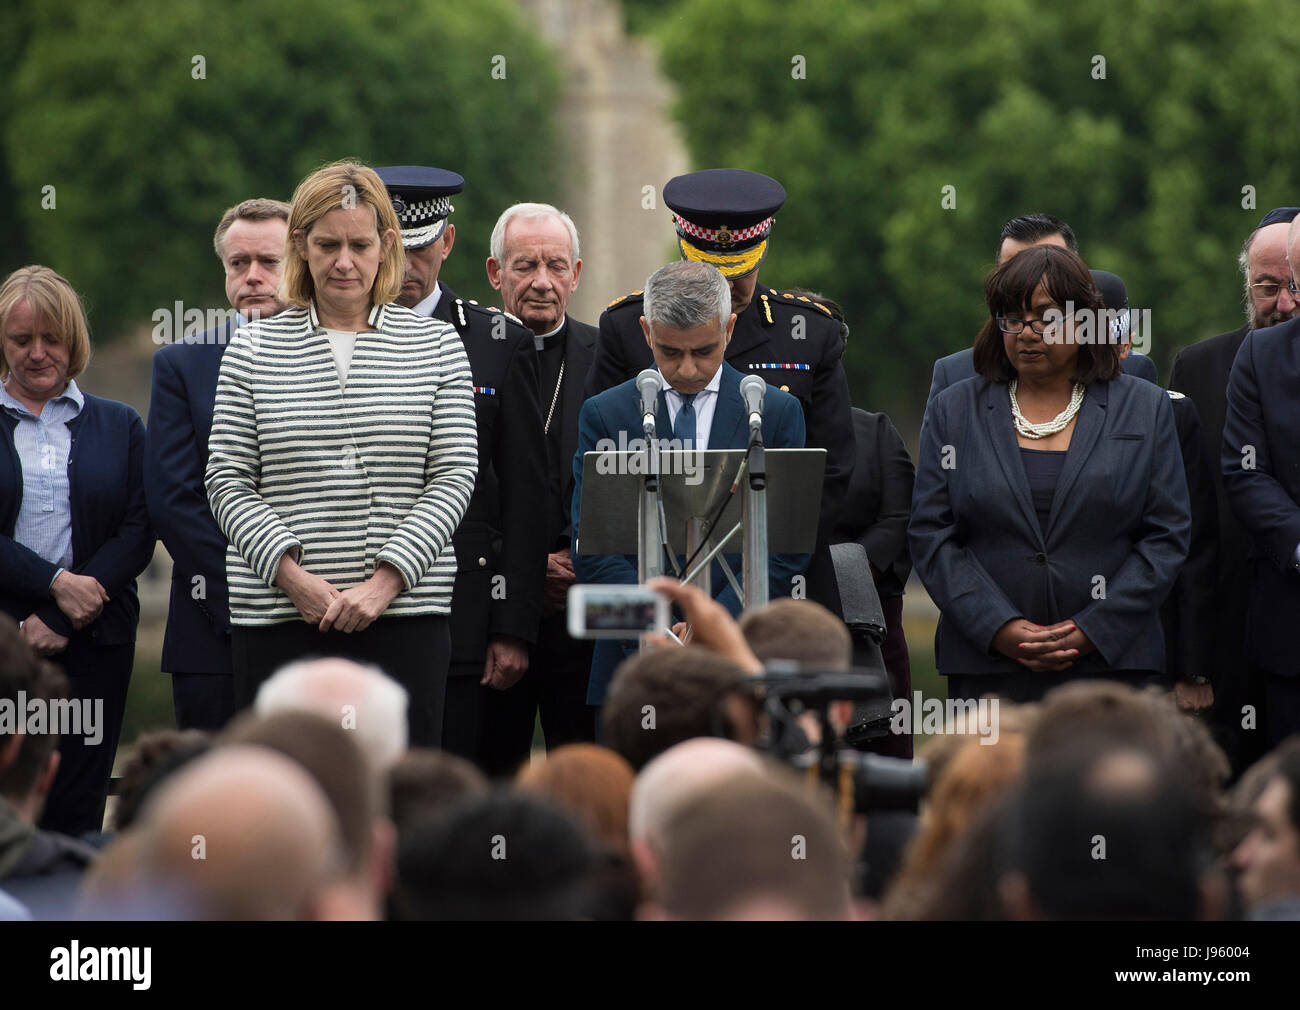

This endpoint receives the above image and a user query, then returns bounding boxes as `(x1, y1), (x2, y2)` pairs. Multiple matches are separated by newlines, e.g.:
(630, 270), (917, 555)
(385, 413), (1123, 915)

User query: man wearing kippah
(376, 166), (548, 767)
(1176, 207), (1300, 770)
(586, 169), (854, 618)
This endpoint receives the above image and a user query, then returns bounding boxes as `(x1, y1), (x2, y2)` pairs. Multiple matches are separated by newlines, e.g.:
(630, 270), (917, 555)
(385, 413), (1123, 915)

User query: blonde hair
(0, 265), (92, 381)
(280, 161), (404, 309)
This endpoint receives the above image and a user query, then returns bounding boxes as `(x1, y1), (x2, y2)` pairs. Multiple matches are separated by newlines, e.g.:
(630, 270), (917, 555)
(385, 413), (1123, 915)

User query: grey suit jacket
(909, 374), (1190, 676)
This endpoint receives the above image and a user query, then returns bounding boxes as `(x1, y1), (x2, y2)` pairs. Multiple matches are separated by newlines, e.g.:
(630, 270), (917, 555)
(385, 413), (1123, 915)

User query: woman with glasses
(908, 245), (1191, 703)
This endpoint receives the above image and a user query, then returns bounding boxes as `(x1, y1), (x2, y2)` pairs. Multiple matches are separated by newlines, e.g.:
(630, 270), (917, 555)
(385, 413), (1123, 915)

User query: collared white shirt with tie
(662, 364), (723, 450)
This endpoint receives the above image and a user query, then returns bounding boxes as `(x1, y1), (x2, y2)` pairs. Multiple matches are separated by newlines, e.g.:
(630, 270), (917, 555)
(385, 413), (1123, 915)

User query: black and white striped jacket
(205, 300), (478, 626)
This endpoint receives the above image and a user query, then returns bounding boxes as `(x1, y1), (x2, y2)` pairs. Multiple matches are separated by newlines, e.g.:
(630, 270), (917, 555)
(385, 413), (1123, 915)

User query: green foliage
(4, 0), (562, 336)
(653, 0), (1300, 433)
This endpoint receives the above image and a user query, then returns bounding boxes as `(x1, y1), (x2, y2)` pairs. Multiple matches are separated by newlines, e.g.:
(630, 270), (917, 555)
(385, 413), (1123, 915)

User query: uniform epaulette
(457, 298), (525, 328)
(606, 290), (644, 310)
(774, 290), (834, 317)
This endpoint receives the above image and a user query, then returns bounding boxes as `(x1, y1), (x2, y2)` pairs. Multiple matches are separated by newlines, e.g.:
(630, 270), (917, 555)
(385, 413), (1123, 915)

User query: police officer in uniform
(585, 169), (854, 614)
(376, 166), (548, 763)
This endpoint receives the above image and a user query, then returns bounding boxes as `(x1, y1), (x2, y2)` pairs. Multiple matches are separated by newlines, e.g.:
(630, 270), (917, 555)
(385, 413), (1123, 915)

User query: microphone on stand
(636, 368), (662, 437)
(739, 374), (767, 438)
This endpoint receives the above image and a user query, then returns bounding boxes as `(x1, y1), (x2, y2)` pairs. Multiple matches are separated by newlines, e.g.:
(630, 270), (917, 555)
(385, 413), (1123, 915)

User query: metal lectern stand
(575, 448), (825, 612)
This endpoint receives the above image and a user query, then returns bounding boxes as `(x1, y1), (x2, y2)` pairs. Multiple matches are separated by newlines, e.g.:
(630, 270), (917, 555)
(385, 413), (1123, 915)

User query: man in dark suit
(377, 167), (549, 765)
(584, 170), (852, 618)
(481, 202), (598, 773)
(145, 198), (290, 730)
(1173, 207), (1300, 764)
(1222, 215), (1300, 744)
(572, 261), (809, 705)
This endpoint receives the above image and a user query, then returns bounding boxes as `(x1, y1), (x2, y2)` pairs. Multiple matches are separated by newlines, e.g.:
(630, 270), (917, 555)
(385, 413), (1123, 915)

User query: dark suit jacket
(572, 361), (808, 703)
(432, 283), (548, 666)
(1159, 393), (1220, 685)
(1169, 325), (1251, 676)
(145, 323), (233, 675)
(1222, 318), (1300, 678)
(553, 316), (597, 549)
(926, 346), (1159, 408)
(910, 375), (1190, 676)
(831, 408), (914, 597)
(0, 393), (155, 663)
(587, 284), (853, 545)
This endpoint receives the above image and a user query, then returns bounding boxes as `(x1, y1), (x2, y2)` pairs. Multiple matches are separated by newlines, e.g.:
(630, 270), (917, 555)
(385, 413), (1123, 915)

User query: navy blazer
(0, 392), (155, 657)
(909, 374), (1190, 676)
(1221, 318), (1300, 678)
(573, 361), (809, 703)
(144, 324), (233, 675)
(926, 346), (1159, 409)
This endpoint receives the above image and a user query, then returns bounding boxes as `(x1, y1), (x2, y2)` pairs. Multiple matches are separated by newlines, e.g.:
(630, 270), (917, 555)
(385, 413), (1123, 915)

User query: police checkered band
(393, 195), (453, 249)
(674, 215), (773, 246)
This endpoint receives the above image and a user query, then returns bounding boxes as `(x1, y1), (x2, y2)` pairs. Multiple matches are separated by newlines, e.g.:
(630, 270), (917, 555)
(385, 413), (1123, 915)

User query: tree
(652, 0), (1300, 434)
(4, 0), (563, 337)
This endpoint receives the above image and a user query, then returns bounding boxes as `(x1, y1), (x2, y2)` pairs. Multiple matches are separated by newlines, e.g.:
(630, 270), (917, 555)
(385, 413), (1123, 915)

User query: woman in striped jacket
(205, 161), (477, 745)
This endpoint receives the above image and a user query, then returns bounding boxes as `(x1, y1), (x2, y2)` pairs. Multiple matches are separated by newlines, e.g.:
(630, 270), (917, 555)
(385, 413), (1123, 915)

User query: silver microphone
(636, 368), (662, 436)
(739, 374), (766, 433)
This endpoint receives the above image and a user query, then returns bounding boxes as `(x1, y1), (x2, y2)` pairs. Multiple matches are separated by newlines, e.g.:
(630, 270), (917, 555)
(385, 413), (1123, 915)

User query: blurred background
(3, 0), (1297, 746)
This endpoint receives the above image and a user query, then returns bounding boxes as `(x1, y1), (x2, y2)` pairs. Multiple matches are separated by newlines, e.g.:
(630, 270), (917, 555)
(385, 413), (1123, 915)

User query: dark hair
(387, 748), (488, 837)
(997, 213), (1078, 261)
(0, 644), (68, 801)
(393, 789), (596, 921)
(1005, 745), (1208, 920)
(972, 245), (1120, 385)
(600, 646), (752, 772)
(112, 729), (212, 831)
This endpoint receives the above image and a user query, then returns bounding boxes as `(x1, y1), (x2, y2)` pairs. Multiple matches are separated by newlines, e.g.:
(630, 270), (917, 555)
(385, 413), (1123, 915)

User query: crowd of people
(1, 155), (1299, 920)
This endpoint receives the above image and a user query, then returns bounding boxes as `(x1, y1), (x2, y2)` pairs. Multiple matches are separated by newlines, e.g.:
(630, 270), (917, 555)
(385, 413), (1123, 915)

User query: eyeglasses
(1251, 281), (1286, 298)
(996, 316), (1057, 335)
(1289, 280), (1300, 300)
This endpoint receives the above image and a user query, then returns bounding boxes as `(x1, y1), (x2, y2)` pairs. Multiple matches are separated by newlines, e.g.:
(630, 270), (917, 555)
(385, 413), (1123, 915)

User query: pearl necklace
(1009, 379), (1085, 439)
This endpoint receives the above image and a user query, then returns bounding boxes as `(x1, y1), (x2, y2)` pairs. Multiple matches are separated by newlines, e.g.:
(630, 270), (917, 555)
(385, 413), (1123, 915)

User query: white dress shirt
(410, 284), (444, 319)
(663, 364), (723, 450)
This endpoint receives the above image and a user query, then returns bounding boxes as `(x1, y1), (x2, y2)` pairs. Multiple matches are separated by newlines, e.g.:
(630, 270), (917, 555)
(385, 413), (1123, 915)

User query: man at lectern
(572, 261), (810, 706)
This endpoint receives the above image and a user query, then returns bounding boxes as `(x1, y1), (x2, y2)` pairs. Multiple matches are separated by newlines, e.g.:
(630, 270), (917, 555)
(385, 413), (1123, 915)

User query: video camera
(750, 662), (927, 815)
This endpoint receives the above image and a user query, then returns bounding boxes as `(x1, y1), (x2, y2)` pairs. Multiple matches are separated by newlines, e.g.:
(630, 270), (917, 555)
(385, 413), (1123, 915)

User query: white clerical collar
(533, 317), (566, 351)
(410, 284), (444, 319)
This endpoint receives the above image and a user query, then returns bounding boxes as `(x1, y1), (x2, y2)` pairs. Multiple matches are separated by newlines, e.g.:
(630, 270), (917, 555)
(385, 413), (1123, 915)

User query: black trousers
(39, 643), (134, 838)
(231, 615), (450, 748)
(946, 669), (1164, 705)
(441, 664), (486, 762)
(171, 672), (236, 731)
(477, 613), (595, 777)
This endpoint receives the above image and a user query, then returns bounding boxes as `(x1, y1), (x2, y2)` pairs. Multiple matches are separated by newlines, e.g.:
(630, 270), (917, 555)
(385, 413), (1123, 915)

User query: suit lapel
(560, 317), (594, 489)
(982, 381), (1043, 546)
(711, 362), (746, 447)
(1045, 380), (1108, 541)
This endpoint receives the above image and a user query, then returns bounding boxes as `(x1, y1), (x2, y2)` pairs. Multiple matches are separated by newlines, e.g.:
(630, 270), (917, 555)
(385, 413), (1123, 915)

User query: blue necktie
(674, 393), (696, 447)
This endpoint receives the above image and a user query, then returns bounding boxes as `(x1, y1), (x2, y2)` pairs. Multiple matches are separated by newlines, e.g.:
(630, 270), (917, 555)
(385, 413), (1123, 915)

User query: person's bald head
(255, 657), (408, 769)
(138, 746), (344, 920)
(628, 738), (766, 895)
(1244, 221), (1300, 329)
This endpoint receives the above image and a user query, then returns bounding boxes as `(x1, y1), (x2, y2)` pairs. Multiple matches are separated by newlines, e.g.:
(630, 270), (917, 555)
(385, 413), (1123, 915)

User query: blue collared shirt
(0, 378), (84, 582)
